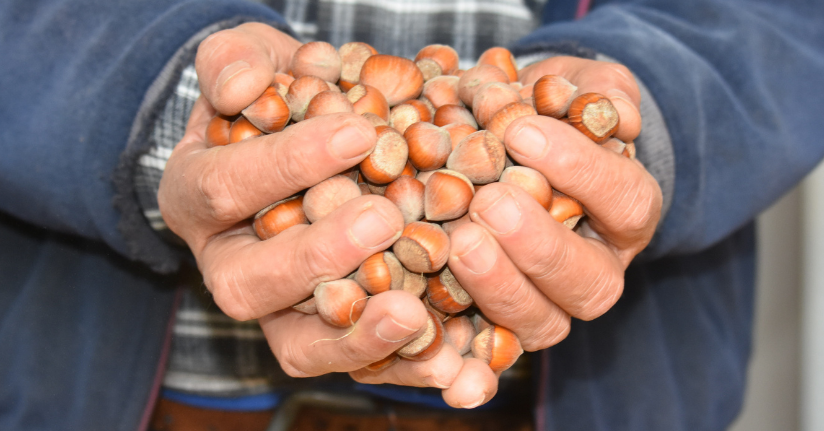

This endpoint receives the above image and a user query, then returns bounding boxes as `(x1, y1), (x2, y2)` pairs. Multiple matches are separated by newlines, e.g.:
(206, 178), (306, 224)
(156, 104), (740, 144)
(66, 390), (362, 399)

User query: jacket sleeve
(0, 0), (288, 271)
(512, 0), (824, 259)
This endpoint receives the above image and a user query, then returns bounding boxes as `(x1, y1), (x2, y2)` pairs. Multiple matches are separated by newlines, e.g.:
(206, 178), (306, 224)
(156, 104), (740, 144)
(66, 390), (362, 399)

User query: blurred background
(728, 162), (824, 431)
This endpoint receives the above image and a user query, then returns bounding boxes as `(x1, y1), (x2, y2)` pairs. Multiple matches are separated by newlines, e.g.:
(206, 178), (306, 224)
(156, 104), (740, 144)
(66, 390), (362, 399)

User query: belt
(150, 390), (534, 431)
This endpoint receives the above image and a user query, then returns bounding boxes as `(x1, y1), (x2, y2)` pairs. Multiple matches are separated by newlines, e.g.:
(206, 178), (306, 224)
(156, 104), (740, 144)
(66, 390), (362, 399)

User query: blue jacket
(1, 0), (823, 430)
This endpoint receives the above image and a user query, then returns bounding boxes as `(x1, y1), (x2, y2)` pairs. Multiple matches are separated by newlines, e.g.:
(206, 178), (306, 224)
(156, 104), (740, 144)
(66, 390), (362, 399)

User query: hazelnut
(302, 175), (362, 223)
(566, 93), (620, 142)
(314, 279), (368, 327)
(518, 83), (534, 100)
(303, 90), (354, 120)
(446, 131), (506, 184)
(470, 312), (493, 333)
(443, 315), (476, 355)
(477, 47), (518, 82)
(355, 251), (405, 295)
(426, 267), (473, 314)
(416, 58), (443, 81)
(400, 160), (418, 178)
(360, 125), (409, 184)
(404, 122), (452, 171)
(360, 55), (424, 106)
(286, 75), (331, 122)
(441, 213), (471, 236)
(339, 41), (378, 90)
(485, 101), (537, 142)
(205, 114), (234, 147)
(290, 41), (342, 83)
(362, 112), (389, 127)
(403, 99), (434, 123)
(396, 310), (445, 361)
(533, 75), (578, 118)
(414, 44), (460, 75)
(273, 72), (295, 88)
(471, 82), (522, 129)
(400, 267), (428, 298)
(365, 353), (400, 371)
(424, 170), (474, 221)
(347, 84), (390, 121)
(457, 64), (509, 107)
(388, 103), (422, 135)
(471, 325), (523, 372)
(292, 295), (317, 314)
(623, 141), (636, 159)
(392, 222), (450, 273)
(422, 75), (462, 109)
(442, 123), (477, 150)
(228, 116), (263, 144)
(433, 104), (478, 129)
(241, 86), (291, 133)
(499, 166), (552, 210)
(549, 189), (584, 229)
(415, 170), (437, 186)
(253, 195), (308, 239)
(384, 176), (425, 224)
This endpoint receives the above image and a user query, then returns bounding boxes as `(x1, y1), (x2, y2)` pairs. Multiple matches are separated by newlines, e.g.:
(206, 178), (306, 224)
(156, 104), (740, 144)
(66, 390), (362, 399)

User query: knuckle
(272, 142), (317, 192)
(480, 277), (536, 320)
(521, 235), (569, 283)
(612, 175), (663, 236)
(299, 238), (350, 287)
(206, 266), (259, 321)
(551, 145), (599, 195)
(274, 343), (314, 378)
(522, 311), (571, 351)
(198, 156), (245, 223)
(571, 265), (624, 321)
(338, 337), (381, 365)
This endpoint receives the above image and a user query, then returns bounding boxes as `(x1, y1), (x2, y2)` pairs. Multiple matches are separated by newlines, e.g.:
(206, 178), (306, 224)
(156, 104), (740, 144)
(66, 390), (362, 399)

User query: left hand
(446, 56), (662, 352)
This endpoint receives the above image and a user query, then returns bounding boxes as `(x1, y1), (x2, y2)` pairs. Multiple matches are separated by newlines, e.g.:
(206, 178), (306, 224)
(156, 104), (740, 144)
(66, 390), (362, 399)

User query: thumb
(196, 22), (301, 115)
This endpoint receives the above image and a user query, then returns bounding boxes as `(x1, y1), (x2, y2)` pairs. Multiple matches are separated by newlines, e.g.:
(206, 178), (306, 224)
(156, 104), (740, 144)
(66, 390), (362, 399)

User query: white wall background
(729, 161), (824, 431)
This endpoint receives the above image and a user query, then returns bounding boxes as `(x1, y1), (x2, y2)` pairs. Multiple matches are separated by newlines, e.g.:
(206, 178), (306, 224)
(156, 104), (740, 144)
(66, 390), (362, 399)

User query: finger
(196, 22), (301, 115)
(504, 116), (662, 262)
(447, 222), (570, 351)
(259, 291), (429, 377)
(519, 56), (641, 141)
(160, 113), (377, 243)
(441, 358), (499, 409)
(202, 195), (404, 321)
(350, 343), (465, 389)
(468, 182), (625, 321)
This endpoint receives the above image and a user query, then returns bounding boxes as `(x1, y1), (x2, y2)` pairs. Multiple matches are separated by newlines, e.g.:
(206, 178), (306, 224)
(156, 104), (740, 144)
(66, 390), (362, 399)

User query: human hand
(159, 23), (408, 320)
(442, 56), (662, 353)
(160, 25), (480, 404)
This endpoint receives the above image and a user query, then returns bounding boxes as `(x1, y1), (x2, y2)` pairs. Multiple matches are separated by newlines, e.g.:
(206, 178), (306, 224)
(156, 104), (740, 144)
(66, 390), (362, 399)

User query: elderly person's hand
(351, 56), (661, 407)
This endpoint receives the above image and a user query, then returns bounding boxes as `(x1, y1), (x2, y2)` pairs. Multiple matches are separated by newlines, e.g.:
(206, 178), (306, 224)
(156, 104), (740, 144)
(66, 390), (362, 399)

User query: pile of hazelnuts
(204, 41), (632, 374)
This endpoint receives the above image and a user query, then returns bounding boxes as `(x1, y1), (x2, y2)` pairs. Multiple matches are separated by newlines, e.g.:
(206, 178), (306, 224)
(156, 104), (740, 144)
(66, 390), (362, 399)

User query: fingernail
(328, 123), (374, 160)
(349, 205), (401, 249)
(423, 375), (450, 389)
(376, 315), (418, 343)
(217, 60), (251, 90)
(476, 193), (521, 234)
(508, 124), (548, 160)
(460, 395), (486, 409)
(456, 232), (497, 274)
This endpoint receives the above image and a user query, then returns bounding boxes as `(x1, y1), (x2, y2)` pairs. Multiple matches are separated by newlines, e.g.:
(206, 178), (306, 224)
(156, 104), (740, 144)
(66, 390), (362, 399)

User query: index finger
(519, 56), (641, 141)
(196, 22), (301, 115)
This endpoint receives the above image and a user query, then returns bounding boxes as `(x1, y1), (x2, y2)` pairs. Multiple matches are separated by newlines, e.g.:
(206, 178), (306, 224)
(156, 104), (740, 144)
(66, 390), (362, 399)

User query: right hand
(159, 24), (498, 409)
